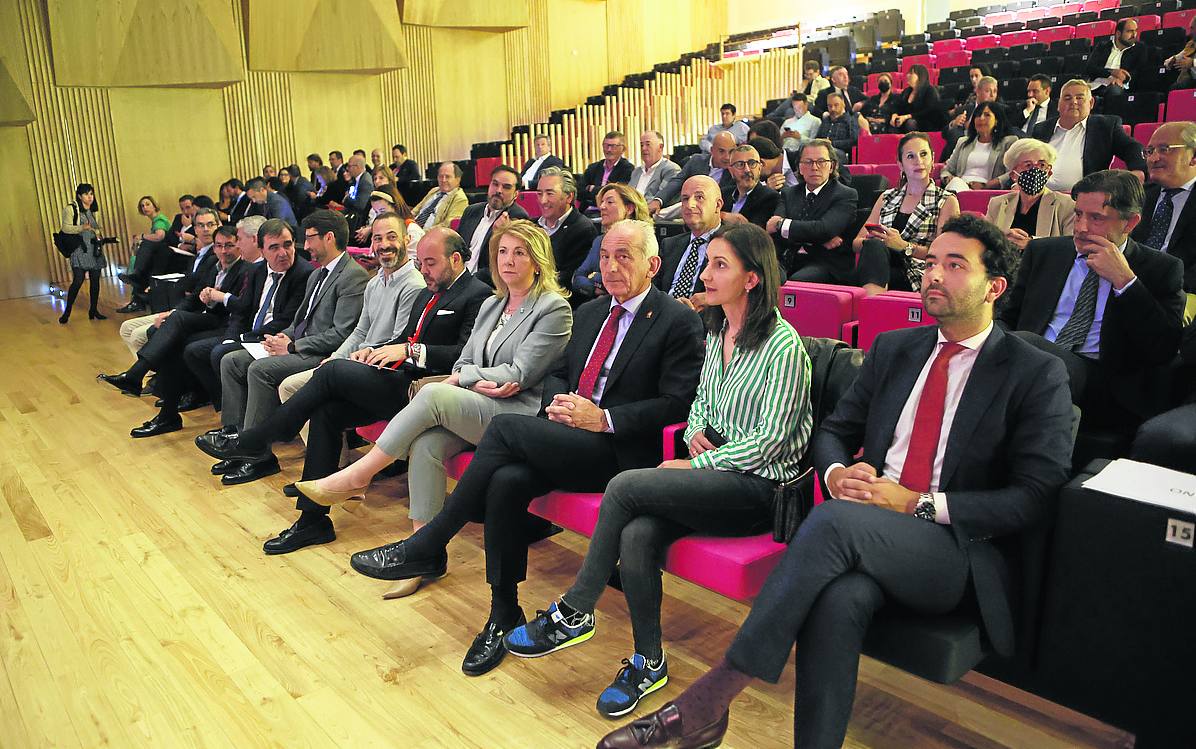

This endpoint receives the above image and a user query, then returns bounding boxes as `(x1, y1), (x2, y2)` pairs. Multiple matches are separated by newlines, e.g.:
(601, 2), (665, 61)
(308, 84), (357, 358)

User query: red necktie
(577, 305), (625, 401)
(899, 342), (966, 493)
(409, 293), (441, 344)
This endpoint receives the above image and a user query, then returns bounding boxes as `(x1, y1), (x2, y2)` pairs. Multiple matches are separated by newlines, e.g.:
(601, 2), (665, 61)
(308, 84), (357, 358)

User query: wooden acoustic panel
(289, 73), (384, 164)
(0, 61), (34, 126)
(0, 127), (49, 299)
(402, 0), (530, 29)
(46, 0), (242, 87)
(247, 0), (407, 73)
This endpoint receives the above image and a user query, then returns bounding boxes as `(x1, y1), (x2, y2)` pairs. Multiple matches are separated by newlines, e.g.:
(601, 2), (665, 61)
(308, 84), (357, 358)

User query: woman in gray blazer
(940, 101), (1018, 191)
(295, 219), (572, 532)
(984, 138), (1075, 252)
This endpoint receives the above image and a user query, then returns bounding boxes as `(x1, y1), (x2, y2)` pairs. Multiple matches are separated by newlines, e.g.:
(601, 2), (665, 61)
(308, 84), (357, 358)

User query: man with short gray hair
(1131, 121), (1196, 303)
(630, 130), (682, 216)
(538, 167), (599, 288)
(1031, 79), (1146, 191)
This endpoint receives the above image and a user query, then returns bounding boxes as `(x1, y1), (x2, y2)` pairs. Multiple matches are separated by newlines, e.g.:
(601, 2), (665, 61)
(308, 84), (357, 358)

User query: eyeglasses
(730, 159), (761, 170)
(1144, 144), (1192, 157)
(799, 159), (833, 168)
(304, 232), (321, 240)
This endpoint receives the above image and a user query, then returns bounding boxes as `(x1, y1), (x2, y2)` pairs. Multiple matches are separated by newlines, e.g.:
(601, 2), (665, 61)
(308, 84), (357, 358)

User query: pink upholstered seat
(846, 291), (936, 351)
(517, 191), (542, 219)
(1168, 89), (1196, 121)
(955, 189), (1006, 215)
(473, 157), (502, 187)
(357, 420), (387, 443)
(778, 281), (864, 341)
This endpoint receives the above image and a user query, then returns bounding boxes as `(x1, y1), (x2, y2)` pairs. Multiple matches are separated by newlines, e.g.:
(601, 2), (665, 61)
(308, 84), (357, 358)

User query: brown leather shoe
(596, 703), (728, 748)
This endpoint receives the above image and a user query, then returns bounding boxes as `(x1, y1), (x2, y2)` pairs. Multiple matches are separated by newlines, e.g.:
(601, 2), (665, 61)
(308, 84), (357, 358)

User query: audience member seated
(519, 134), (566, 191)
(802, 60), (830, 101)
(203, 209), (368, 452)
(306, 153), (324, 187)
(765, 90), (798, 125)
(311, 165), (336, 207)
(816, 93), (860, 163)
(390, 144), (421, 183)
(105, 226), (249, 437)
(1011, 75), (1057, 134)
(941, 101), (1018, 191)
(182, 218), (313, 413)
(225, 179), (251, 225)
(1000, 170), (1185, 429)
(411, 162), (468, 230)
(1130, 122), (1196, 319)
(1163, 15), (1196, 90)
(574, 184), (651, 302)
(459, 164), (531, 286)
(198, 228), (491, 546)
(860, 75), (897, 136)
(325, 150), (349, 205)
(700, 103), (751, 153)
(891, 64), (943, 134)
(341, 154), (375, 232)
(654, 175), (723, 310)
(1032, 80), (1147, 192)
(535, 167), (599, 292)
(1087, 19), (1145, 97)
(657, 131), (736, 214)
(629, 129), (682, 217)
(814, 66), (865, 119)
(767, 139), (859, 283)
(943, 75), (1000, 160)
(246, 177), (298, 234)
(856, 132), (960, 296)
(278, 220), (572, 547)
(348, 218), (705, 667)
(581, 131), (634, 210)
(352, 166), (400, 246)
(598, 214), (1074, 749)
(167, 193), (197, 249)
(781, 93), (822, 150)
(280, 166), (315, 220)
(721, 144), (781, 229)
(986, 138), (1076, 253)
(117, 195), (174, 314)
(507, 223), (812, 717)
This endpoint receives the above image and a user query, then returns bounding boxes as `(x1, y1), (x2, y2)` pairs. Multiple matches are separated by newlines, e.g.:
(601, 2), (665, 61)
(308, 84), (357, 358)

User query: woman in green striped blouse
(505, 223), (814, 718)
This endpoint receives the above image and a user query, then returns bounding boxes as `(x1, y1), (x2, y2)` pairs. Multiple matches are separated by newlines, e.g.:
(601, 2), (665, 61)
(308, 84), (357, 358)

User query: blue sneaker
(596, 653), (669, 718)
(504, 601), (595, 657)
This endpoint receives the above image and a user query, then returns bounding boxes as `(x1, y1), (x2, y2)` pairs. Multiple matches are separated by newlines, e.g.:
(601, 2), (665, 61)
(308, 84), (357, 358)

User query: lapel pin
(646, 310), (653, 319)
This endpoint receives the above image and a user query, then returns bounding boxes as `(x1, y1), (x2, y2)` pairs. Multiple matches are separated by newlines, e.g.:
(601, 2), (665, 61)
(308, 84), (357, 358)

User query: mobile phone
(865, 223), (886, 233)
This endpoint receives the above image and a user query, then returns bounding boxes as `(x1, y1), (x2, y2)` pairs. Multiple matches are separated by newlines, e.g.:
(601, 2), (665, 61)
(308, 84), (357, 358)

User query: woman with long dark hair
(59, 183), (110, 323)
(941, 100), (1019, 190)
(504, 222), (813, 719)
(890, 64), (943, 132)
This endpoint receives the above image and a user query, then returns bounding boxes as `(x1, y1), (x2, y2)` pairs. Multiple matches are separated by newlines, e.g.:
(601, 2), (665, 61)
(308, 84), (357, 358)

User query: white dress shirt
(581, 284), (652, 431)
(781, 181), (828, 238)
(523, 155), (550, 189)
(635, 158), (664, 195)
(1047, 117), (1088, 192)
(466, 206), (503, 272)
(539, 207), (572, 236)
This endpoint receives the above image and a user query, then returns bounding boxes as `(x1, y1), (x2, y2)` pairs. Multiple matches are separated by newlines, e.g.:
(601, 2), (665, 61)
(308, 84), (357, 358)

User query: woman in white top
(941, 101), (1018, 191)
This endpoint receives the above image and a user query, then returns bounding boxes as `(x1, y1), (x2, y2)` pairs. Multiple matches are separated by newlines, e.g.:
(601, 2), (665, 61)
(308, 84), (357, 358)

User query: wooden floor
(0, 284), (1135, 749)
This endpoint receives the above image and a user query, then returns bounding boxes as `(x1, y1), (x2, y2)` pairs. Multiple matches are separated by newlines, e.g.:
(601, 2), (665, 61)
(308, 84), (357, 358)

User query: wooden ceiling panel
(247, 0), (408, 73)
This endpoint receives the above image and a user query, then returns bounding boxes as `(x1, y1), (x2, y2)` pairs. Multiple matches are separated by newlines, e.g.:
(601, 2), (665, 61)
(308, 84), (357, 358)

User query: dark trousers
(1132, 404), (1196, 474)
(183, 337), (239, 409)
(786, 252), (854, 285)
(65, 266), (101, 315)
(411, 413), (624, 587)
(855, 238), (915, 291)
(138, 310), (223, 371)
(130, 241), (177, 289)
(562, 466), (774, 659)
(1009, 331), (1133, 429)
(726, 500), (968, 749)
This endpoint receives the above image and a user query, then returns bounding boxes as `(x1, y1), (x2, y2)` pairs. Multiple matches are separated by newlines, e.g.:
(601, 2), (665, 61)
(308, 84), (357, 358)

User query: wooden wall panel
(247, 0), (408, 73)
(403, 0), (529, 28)
(223, 71), (297, 179)
(545, 0), (608, 111)
(429, 29), (510, 161)
(382, 24), (439, 173)
(289, 74), (385, 166)
(108, 88), (232, 236)
(0, 127), (50, 300)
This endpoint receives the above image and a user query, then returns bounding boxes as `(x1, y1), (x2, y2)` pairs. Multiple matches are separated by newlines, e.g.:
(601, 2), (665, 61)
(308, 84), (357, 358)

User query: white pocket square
(435, 309), (455, 315)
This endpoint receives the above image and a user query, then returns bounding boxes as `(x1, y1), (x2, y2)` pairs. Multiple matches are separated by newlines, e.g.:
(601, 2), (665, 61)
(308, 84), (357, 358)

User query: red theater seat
(1036, 25), (1077, 44)
(778, 281), (864, 341)
(845, 291), (937, 351)
(856, 134), (903, 164)
(473, 157), (502, 187)
(1075, 20), (1116, 39)
(1164, 9), (1196, 29)
(966, 34), (1001, 50)
(954, 189), (1007, 215)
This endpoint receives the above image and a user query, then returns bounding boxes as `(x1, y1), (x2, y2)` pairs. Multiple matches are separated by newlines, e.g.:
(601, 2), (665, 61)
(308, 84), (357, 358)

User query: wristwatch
(913, 492), (936, 522)
(903, 243), (915, 257)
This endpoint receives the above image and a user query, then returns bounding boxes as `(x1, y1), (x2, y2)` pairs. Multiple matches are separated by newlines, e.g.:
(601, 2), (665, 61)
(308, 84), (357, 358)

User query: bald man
(655, 132), (736, 219)
(653, 175), (722, 312)
(1131, 121), (1196, 307)
(344, 154), (375, 229)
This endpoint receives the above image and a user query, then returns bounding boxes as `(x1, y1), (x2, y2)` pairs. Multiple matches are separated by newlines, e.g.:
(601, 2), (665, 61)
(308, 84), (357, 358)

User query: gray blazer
(985, 189), (1075, 240)
(943, 134), (1018, 184)
(283, 252), (370, 357)
(454, 290), (572, 411)
(629, 158), (683, 206)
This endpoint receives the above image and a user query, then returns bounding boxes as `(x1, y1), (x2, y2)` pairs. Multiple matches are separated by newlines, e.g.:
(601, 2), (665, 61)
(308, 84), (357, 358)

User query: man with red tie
(597, 214), (1075, 749)
(347, 219), (705, 678)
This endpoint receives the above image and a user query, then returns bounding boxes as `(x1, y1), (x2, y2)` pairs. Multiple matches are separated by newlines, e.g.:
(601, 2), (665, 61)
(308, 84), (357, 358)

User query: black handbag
(53, 205), (85, 258)
(771, 467), (816, 544)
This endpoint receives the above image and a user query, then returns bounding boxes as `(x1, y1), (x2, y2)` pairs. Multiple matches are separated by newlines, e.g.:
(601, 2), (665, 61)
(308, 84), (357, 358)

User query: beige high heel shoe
(293, 479), (366, 507)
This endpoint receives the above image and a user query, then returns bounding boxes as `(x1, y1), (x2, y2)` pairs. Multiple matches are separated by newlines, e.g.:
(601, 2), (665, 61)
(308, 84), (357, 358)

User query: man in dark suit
(580, 130), (634, 210)
(653, 175), (722, 310)
(535, 167), (598, 290)
(519, 134), (566, 191)
(226, 179), (251, 226)
(1009, 75), (1057, 133)
(1131, 121), (1196, 311)
(200, 227), (492, 553)
(657, 131), (736, 211)
(1000, 169), (1186, 427)
(812, 66), (865, 118)
(1086, 19), (1147, 97)
(246, 177), (299, 234)
(182, 219), (313, 413)
(390, 144), (422, 183)
(1032, 79), (1147, 192)
(346, 218), (705, 676)
(720, 144), (780, 230)
(597, 214), (1075, 749)
(766, 139), (859, 283)
(342, 154), (375, 232)
(325, 150), (348, 205)
(457, 164), (530, 286)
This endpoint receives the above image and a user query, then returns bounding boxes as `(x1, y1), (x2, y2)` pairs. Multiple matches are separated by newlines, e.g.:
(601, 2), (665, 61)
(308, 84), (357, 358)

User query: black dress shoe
(97, 372), (142, 397)
(203, 425), (237, 438)
(115, 300), (146, 314)
(462, 611), (526, 677)
(525, 519), (565, 544)
(263, 517), (335, 555)
(88, 310), (107, 320)
(349, 540), (448, 581)
(176, 392), (210, 412)
(221, 455), (281, 486)
(211, 459), (236, 475)
(283, 483), (299, 497)
(117, 271), (137, 285)
(130, 413), (183, 438)
(154, 398), (165, 408)
(195, 430), (239, 458)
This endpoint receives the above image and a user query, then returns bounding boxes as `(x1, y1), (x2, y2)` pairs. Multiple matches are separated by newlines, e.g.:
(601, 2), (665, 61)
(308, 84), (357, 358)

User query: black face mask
(878, 80), (891, 93)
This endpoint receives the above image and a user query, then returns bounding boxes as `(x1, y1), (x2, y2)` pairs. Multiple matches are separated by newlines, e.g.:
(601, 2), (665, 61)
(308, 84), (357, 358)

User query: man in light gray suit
(656, 131), (736, 217)
(200, 210), (368, 473)
(628, 130), (682, 217)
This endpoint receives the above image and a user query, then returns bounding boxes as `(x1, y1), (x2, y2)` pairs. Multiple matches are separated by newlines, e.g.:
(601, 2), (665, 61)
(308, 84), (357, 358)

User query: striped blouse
(684, 309), (813, 483)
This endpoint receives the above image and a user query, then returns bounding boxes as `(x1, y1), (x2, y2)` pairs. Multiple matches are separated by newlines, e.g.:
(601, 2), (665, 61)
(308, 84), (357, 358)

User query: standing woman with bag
(59, 183), (109, 324)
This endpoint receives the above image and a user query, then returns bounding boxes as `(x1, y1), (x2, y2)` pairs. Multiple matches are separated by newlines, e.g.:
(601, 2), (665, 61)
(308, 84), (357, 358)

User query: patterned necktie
(670, 237), (707, 298)
(415, 192), (447, 226)
(899, 342), (966, 493)
(577, 305), (625, 401)
(1146, 188), (1183, 250)
(252, 272), (282, 331)
(293, 268), (328, 339)
(800, 190), (818, 220)
(1053, 266), (1101, 351)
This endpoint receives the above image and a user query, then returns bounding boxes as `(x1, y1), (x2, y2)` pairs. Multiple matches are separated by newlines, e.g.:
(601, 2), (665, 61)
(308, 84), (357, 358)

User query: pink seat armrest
(662, 422), (687, 460)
